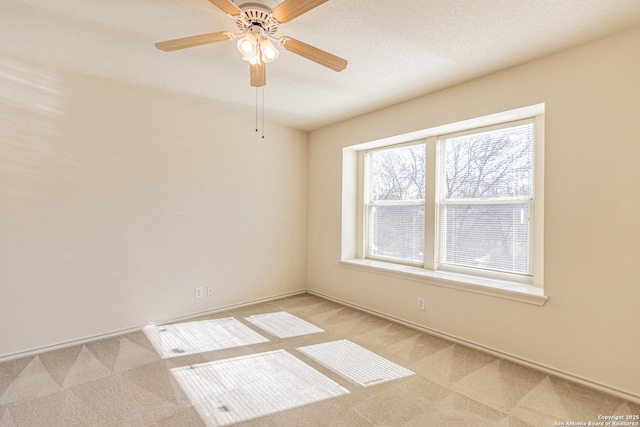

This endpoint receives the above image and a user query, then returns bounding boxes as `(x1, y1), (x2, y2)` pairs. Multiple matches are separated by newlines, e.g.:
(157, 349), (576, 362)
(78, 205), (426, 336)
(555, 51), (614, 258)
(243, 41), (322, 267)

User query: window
(437, 121), (534, 279)
(366, 143), (426, 265)
(346, 106), (545, 301)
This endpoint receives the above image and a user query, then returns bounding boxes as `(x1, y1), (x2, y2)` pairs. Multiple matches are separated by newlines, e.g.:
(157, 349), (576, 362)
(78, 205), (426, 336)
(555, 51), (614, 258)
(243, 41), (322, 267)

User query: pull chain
(254, 85), (266, 139)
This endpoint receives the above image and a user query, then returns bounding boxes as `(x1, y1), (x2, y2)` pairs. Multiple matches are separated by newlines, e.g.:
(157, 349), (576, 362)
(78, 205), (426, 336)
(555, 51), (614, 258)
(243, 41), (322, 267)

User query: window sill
(340, 259), (548, 306)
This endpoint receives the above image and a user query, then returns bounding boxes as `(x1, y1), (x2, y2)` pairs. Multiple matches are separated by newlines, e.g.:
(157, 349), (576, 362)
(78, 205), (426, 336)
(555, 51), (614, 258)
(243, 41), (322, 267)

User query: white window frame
(435, 119), (536, 283)
(364, 140), (426, 267)
(341, 104), (547, 305)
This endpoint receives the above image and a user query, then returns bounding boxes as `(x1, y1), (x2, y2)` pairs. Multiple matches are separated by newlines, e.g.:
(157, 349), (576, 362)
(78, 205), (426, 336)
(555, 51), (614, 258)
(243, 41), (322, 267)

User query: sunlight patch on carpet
(244, 311), (324, 338)
(297, 339), (414, 386)
(171, 350), (349, 426)
(144, 318), (268, 358)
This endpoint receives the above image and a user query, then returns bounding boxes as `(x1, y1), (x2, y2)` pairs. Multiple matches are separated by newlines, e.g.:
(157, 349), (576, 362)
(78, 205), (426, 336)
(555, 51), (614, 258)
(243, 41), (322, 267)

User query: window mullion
(356, 150), (366, 259)
(424, 136), (437, 270)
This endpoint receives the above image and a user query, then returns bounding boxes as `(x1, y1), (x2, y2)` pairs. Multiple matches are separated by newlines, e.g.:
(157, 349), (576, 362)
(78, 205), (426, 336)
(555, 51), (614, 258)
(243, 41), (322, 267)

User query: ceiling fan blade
(250, 62), (266, 87)
(281, 37), (347, 72)
(271, 0), (329, 23)
(208, 0), (242, 16)
(155, 32), (233, 52)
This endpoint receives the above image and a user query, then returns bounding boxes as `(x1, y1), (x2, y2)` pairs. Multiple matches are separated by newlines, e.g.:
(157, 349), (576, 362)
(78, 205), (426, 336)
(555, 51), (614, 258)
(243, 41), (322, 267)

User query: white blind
(438, 122), (534, 275)
(368, 205), (424, 263)
(439, 203), (531, 274)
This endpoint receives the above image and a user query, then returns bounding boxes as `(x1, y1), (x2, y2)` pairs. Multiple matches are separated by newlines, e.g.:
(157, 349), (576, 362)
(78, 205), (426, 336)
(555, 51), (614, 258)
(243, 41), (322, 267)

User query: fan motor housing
(234, 1), (279, 35)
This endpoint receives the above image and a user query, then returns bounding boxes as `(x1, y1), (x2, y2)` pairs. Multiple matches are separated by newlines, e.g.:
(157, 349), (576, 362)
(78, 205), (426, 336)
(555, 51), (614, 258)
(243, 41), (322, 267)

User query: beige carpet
(0, 293), (637, 426)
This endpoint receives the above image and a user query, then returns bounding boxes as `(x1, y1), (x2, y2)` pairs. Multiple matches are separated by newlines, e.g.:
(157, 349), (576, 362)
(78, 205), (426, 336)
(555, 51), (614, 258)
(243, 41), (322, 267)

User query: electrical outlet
(417, 296), (426, 311)
(195, 287), (203, 299)
(207, 286), (214, 297)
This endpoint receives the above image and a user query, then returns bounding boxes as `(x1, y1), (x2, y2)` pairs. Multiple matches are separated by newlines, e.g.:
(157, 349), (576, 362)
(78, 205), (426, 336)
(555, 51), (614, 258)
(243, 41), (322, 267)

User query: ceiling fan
(155, 0), (348, 87)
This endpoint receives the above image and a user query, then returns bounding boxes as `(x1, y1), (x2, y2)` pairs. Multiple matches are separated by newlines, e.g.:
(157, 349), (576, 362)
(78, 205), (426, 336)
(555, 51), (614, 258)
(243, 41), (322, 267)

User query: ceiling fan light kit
(155, 0), (348, 88)
(236, 27), (280, 67)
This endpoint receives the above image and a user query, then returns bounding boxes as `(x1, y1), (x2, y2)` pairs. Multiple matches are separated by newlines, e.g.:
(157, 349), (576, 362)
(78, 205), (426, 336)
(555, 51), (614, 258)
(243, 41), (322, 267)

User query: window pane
(370, 144), (426, 201)
(368, 205), (424, 264)
(439, 203), (530, 275)
(443, 123), (534, 199)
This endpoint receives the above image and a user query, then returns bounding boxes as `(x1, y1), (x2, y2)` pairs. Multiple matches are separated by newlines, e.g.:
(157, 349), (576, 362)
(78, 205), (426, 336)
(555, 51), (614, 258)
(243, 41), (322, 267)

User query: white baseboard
(306, 289), (640, 405)
(0, 289), (307, 363)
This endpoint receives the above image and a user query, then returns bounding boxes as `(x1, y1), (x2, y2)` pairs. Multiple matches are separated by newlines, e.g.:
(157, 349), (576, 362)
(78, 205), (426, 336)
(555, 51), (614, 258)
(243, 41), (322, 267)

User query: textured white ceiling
(2, 0), (640, 131)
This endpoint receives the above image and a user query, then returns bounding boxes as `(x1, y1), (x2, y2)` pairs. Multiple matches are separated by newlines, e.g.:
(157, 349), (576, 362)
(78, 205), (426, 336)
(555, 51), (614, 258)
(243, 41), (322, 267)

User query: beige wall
(308, 26), (640, 399)
(0, 57), (308, 357)
(2, 24), (639, 402)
